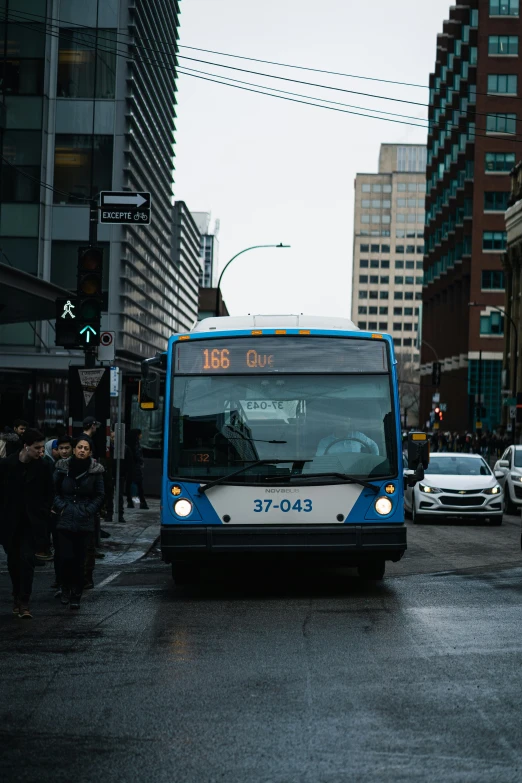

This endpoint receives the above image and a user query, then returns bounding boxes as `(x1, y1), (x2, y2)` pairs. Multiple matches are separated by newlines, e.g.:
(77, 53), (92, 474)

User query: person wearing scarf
(53, 438), (105, 610)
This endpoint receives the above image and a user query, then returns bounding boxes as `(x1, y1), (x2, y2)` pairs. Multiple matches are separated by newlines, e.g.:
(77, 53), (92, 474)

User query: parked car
(493, 445), (522, 514)
(404, 453), (503, 525)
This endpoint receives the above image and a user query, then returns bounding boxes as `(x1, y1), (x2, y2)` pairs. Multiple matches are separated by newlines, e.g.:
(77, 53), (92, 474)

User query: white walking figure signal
(62, 300), (76, 319)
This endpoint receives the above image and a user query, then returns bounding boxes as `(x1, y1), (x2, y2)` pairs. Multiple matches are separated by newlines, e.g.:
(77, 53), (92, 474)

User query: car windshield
(425, 456), (492, 476)
(170, 374), (397, 482)
(514, 450), (522, 467)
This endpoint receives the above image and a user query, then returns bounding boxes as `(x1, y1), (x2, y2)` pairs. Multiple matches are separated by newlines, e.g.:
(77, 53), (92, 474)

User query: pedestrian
(2, 420), (29, 458)
(43, 438), (59, 470)
(82, 417), (100, 452)
(0, 428), (54, 619)
(48, 435), (74, 591)
(53, 437), (105, 609)
(125, 429), (149, 510)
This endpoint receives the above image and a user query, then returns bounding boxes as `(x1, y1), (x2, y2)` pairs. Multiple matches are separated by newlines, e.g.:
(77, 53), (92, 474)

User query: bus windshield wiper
(197, 459), (312, 495)
(265, 472), (379, 492)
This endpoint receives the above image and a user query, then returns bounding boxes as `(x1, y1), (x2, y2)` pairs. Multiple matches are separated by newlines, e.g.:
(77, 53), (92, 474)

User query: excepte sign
(99, 191), (151, 224)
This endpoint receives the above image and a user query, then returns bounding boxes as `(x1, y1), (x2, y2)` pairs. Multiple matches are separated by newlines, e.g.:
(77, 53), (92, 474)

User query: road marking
(96, 571), (122, 589)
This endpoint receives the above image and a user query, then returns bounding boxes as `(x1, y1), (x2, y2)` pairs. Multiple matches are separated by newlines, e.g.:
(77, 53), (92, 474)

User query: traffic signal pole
(85, 199), (99, 369)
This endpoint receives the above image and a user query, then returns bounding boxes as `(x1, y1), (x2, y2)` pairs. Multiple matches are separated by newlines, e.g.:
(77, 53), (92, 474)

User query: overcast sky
(174, 0), (451, 319)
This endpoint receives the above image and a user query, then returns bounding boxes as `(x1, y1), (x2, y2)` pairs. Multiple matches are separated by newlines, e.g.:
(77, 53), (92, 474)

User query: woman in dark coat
(125, 428), (148, 509)
(53, 437), (105, 609)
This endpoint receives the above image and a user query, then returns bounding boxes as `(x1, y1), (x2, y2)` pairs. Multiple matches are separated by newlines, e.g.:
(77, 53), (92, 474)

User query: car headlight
(173, 499), (193, 517)
(484, 485), (502, 495)
(510, 474), (522, 483)
(418, 483), (442, 494)
(375, 496), (393, 515)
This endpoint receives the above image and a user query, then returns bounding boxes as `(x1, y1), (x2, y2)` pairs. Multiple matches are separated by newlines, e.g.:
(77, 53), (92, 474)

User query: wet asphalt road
(1, 515), (522, 783)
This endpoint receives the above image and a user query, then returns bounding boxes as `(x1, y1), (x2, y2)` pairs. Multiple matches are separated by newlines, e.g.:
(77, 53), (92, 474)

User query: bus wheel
(357, 560), (385, 581)
(172, 561), (196, 585)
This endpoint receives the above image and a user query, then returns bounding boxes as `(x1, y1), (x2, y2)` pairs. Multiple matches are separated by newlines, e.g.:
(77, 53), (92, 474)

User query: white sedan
(404, 453), (504, 525)
(493, 445), (522, 514)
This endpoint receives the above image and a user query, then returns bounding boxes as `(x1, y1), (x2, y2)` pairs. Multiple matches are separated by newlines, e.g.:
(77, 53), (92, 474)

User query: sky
(174, 0), (451, 319)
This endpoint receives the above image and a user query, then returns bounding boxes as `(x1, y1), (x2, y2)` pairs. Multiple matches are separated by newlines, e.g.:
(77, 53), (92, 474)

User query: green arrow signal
(80, 325), (97, 343)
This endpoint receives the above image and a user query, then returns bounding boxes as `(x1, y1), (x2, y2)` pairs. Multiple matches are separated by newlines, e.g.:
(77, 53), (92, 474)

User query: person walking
(48, 435), (74, 591)
(125, 429), (149, 509)
(53, 437), (105, 609)
(0, 429), (54, 619)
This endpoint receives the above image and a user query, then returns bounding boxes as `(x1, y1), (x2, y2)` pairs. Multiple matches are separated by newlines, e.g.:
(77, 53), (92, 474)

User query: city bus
(140, 315), (428, 583)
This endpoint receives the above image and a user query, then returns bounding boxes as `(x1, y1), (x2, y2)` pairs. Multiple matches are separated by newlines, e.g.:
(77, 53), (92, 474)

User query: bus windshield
(170, 373), (397, 482)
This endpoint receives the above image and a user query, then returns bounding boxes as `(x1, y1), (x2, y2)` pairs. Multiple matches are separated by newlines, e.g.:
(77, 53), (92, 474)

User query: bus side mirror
(139, 370), (160, 411)
(405, 431), (429, 487)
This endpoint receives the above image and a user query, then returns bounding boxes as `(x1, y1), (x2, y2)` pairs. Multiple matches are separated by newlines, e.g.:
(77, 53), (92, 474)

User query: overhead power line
(3, 10), (522, 146)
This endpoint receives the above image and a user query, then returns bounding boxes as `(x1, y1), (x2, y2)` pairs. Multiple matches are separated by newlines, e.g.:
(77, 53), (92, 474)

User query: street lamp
(469, 301), (518, 440)
(215, 243), (291, 316)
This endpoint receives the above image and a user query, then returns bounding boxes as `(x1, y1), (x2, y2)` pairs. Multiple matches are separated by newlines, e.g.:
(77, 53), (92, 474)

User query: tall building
(351, 143), (427, 367)
(0, 1), (194, 428)
(420, 0), (521, 432)
(192, 211), (220, 288)
(172, 202), (204, 333)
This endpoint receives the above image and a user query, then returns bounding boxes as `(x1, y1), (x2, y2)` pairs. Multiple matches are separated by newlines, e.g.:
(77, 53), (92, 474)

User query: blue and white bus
(140, 315), (428, 582)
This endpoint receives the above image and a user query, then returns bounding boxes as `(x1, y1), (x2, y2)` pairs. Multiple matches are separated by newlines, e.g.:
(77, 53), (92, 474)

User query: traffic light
(431, 362), (441, 386)
(434, 406), (443, 422)
(55, 297), (79, 347)
(76, 246), (103, 347)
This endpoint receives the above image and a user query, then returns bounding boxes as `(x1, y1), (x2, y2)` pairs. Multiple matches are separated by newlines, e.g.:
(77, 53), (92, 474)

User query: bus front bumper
(161, 524), (406, 563)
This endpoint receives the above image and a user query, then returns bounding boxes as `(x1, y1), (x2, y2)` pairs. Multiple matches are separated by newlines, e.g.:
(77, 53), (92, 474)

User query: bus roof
(192, 314), (359, 333)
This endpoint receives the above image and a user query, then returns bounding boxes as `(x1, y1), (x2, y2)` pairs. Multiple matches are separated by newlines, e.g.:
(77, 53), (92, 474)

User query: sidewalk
(0, 499), (160, 570)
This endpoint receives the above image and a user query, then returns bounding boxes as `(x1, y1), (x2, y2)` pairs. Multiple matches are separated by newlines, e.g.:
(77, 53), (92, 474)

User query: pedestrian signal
(76, 247), (103, 347)
(55, 297), (80, 347)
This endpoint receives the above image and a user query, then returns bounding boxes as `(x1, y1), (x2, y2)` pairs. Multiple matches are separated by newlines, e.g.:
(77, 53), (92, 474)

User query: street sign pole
(84, 199), (99, 369)
(114, 368), (124, 525)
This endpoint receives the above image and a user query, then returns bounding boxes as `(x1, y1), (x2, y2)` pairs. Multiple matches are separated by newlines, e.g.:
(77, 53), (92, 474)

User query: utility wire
(6, 8), (516, 110)
(0, 155), (89, 203)
(7, 11), (522, 144)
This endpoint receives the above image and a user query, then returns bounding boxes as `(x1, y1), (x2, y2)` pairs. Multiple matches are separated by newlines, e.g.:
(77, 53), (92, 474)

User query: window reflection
(53, 135), (113, 203)
(58, 28), (117, 98)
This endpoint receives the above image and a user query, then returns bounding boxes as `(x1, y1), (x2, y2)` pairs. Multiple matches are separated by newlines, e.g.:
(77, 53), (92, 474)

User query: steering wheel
(324, 436), (372, 454)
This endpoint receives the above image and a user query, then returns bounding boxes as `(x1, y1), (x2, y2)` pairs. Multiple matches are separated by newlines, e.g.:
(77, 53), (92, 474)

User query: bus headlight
(174, 499), (193, 517)
(375, 496), (393, 515)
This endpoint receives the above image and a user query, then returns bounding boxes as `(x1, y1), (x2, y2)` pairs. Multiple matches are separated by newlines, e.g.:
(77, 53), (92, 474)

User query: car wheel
(357, 560), (385, 580)
(411, 504), (425, 524)
(505, 488), (517, 515)
(489, 515), (503, 526)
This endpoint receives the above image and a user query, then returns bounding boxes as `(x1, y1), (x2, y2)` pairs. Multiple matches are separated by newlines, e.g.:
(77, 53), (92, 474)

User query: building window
(396, 245), (404, 253)
(394, 338), (402, 346)
(378, 322), (388, 331)
(382, 215), (391, 224)
(369, 306), (378, 315)
(358, 321), (367, 329)
(382, 185), (392, 193)
(395, 276), (404, 284)
(358, 291), (368, 299)
(360, 259), (368, 268)
(415, 292), (422, 300)
(486, 113), (517, 134)
(380, 291), (389, 300)
(381, 260), (390, 268)
(480, 311), (504, 335)
(396, 214), (405, 223)
(358, 306), (368, 315)
(371, 244), (380, 253)
(415, 276), (423, 285)
(1, 130), (42, 203)
(393, 307), (403, 315)
(403, 338), (413, 347)
(362, 184), (371, 192)
(404, 307), (413, 316)
(54, 135), (113, 203)
(405, 260), (415, 269)
(0, 57), (45, 96)
(489, 0), (519, 15)
(406, 245), (415, 254)
(405, 276), (414, 285)
(393, 322), (402, 331)
(57, 28), (117, 98)
(485, 152), (516, 171)
(483, 231), (507, 250)
(404, 323), (413, 332)
(397, 184), (407, 192)
(482, 270), (505, 289)
(484, 191), (510, 211)
(380, 275), (389, 284)
(361, 199), (371, 208)
(370, 275), (379, 284)
(405, 292), (414, 300)
(381, 244), (390, 252)
(359, 275), (368, 284)
(394, 292), (403, 300)
(369, 291), (378, 299)
(370, 259), (379, 268)
(416, 261), (423, 269)
(361, 215), (370, 223)
(489, 35), (519, 55)
(395, 260), (404, 269)
(372, 185), (382, 193)
(396, 230), (405, 238)
(379, 307), (388, 315)
(368, 321), (378, 329)
(488, 74), (518, 93)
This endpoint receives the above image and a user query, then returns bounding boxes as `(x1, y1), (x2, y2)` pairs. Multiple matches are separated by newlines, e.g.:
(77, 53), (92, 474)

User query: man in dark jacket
(1, 420), (29, 458)
(0, 428), (54, 618)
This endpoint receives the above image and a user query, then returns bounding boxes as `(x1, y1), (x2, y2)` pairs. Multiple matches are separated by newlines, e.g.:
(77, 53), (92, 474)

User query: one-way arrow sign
(99, 191), (151, 225)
